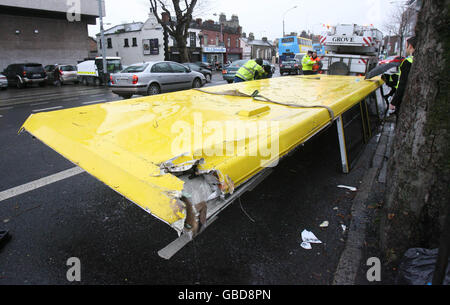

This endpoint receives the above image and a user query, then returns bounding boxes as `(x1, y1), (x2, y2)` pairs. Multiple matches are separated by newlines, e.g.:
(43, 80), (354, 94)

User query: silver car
(0, 73), (7, 89)
(45, 64), (79, 85)
(110, 61), (206, 99)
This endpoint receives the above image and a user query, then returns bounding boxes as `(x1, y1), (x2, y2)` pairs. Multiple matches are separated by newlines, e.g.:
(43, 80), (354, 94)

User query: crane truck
(320, 24), (383, 76)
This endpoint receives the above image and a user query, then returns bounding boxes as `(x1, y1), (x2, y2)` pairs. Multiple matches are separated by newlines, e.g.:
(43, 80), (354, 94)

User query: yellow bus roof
(21, 75), (383, 232)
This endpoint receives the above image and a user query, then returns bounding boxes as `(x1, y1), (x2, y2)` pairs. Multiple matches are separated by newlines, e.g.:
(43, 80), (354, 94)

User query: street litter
(333, 207), (339, 210)
(337, 185), (358, 192)
(319, 221), (329, 228)
(301, 230), (322, 250)
(341, 225), (347, 232)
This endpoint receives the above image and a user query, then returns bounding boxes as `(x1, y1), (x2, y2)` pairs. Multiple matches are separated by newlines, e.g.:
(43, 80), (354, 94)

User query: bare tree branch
(149, 0), (200, 62)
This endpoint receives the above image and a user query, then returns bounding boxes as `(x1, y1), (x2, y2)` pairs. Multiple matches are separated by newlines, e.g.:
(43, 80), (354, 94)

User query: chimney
(162, 12), (170, 23)
(242, 32), (247, 38)
(219, 13), (226, 23)
(262, 37), (268, 42)
(249, 32), (254, 41)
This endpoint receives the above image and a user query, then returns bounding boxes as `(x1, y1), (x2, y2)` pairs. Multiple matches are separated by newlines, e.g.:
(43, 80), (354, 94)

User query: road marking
(90, 94), (106, 98)
(0, 114), (3, 118)
(0, 106), (13, 111)
(30, 102), (49, 106)
(32, 106), (63, 113)
(0, 167), (85, 202)
(82, 100), (106, 105)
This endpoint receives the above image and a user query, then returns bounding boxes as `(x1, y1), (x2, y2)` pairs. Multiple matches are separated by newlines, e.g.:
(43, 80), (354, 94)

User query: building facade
(0, 0), (101, 70)
(199, 15), (243, 65)
(97, 14), (165, 66)
(240, 33), (275, 61)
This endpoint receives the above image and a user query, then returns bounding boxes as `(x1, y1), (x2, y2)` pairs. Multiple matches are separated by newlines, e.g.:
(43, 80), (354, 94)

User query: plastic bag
(397, 248), (450, 285)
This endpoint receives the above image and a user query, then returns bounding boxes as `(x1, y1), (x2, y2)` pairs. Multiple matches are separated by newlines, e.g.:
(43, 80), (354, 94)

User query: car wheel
(17, 78), (25, 89)
(192, 78), (202, 88)
(119, 94), (133, 99)
(227, 80), (233, 84)
(82, 77), (88, 86)
(39, 82), (46, 87)
(94, 78), (100, 86)
(147, 83), (161, 96)
(205, 74), (211, 83)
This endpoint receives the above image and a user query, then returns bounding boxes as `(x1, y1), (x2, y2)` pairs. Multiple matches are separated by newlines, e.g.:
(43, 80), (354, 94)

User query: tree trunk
(380, 0), (450, 264)
(176, 36), (190, 63)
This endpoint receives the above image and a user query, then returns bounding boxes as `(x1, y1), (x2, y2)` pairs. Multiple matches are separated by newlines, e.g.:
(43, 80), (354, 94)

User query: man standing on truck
(302, 51), (315, 75)
(234, 58), (266, 83)
(390, 36), (416, 116)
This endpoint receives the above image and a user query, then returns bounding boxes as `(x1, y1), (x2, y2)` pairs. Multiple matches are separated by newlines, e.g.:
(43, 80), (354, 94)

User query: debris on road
(319, 221), (329, 228)
(341, 224), (347, 232)
(337, 185), (358, 192)
(301, 230), (322, 250)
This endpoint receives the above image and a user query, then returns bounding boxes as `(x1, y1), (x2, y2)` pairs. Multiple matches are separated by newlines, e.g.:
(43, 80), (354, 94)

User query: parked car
(280, 59), (301, 75)
(194, 62), (213, 71)
(222, 59), (273, 83)
(0, 73), (8, 90)
(379, 56), (405, 65)
(45, 64), (79, 85)
(182, 63), (212, 83)
(110, 61), (206, 99)
(2, 63), (47, 88)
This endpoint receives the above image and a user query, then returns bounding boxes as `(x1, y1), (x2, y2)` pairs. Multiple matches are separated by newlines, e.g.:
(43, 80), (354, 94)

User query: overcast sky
(88, 0), (400, 39)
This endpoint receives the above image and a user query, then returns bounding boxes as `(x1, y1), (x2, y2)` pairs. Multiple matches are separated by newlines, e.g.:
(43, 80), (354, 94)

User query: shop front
(202, 46), (226, 68)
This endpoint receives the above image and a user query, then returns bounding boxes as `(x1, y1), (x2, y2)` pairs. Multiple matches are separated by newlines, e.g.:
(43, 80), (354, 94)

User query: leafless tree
(149, 0), (199, 62)
(383, 5), (415, 56)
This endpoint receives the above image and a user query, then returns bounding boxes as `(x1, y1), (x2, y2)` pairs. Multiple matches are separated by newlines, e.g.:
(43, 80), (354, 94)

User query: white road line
(90, 94), (106, 98)
(0, 167), (85, 202)
(32, 106), (63, 113)
(0, 114), (3, 118)
(30, 102), (49, 106)
(82, 100), (106, 105)
(0, 106), (13, 111)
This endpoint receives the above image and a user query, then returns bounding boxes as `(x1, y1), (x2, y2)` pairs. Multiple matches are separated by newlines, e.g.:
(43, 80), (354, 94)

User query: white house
(97, 14), (165, 66)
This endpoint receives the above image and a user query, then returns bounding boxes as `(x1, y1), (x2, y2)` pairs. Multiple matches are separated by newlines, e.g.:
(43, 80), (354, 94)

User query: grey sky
(88, 0), (398, 39)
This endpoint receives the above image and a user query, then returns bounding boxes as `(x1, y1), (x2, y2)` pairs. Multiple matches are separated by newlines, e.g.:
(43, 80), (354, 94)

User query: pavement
(0, 71), (386, 285)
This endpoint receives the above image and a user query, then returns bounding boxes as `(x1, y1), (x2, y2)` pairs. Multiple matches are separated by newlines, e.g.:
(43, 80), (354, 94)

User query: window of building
(204, 34), (208, 45)
(132, 37), (137, 47)
(216, 35), (219, 46)
(227, 38), (231, 47)
(107, 38), (112, 49)
(236, 38), (239, 48)
(189, 32), (196, 47)
(124, 38), (129, 47)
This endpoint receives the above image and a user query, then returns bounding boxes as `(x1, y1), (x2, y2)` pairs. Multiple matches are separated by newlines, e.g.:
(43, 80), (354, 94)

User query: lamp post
(283, 5), (298, 37)
(98, 0), (107, 86)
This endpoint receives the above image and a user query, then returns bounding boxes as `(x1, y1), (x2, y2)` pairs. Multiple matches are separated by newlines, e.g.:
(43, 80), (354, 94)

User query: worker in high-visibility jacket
(311, 52), (323, 75)
(234, 58), (266, 83)
(302, 51), (315, 75)
(390, 36), (416, 116)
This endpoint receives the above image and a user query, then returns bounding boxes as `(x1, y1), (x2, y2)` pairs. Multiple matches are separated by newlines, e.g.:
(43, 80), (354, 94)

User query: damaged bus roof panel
(21, 75), (383, 232)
